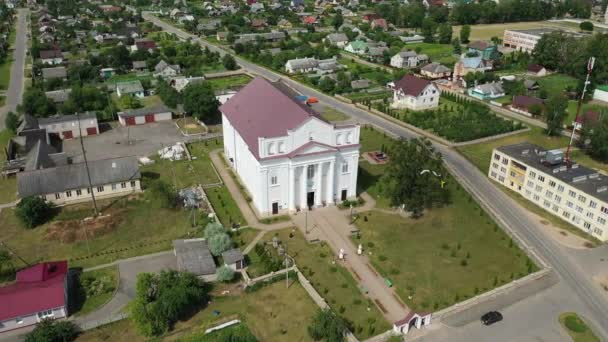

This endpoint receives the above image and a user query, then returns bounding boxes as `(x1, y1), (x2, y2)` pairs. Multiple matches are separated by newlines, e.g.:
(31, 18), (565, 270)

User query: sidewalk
(291, 206), (409, 323)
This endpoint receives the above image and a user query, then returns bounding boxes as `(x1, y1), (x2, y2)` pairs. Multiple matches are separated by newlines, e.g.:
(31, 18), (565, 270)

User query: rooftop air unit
(546, 149), (564, 165)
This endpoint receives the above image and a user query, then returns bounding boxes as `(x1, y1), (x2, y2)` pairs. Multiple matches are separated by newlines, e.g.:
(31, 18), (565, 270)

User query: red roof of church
(0, 261), (68, 321)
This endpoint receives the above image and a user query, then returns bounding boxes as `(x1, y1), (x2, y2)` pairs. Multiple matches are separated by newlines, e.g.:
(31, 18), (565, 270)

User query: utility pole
(77, 112), (99, 217)
(566, 56), (595, 165)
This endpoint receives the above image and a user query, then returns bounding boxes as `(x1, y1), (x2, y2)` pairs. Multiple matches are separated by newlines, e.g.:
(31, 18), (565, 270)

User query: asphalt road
(144, 14), (608, 340)
(0, 9), (27, 130)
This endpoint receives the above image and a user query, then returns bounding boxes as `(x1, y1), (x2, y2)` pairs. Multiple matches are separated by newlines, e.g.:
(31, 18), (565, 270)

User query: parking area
(63, 121), (186, 162)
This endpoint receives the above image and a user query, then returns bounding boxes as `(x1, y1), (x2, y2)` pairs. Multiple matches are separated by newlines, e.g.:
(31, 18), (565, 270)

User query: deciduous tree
(308, 309), (348, 342)
(459, 25), (471, 44)
(544, 94), (568, 136)
(15, 196), (56, 229)
(4, 111), (19, 133)
(182, 82), (220, 124)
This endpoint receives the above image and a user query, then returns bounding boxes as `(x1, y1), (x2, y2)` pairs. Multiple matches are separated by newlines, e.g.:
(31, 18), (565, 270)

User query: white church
(221, 77), (360, 216)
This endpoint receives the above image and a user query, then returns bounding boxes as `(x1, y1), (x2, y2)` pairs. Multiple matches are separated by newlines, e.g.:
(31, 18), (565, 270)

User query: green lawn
(354, 185), (538, 311)
(559, 313), (600, 342)
(205, 186), (246, 228)
(77, 280), (318, 342)
(405, 43), (457, 66)
(268, 228), (391, 339)
(105, 72), (152, 84)
(0, 192), (204, 269)
(206, 75), (253, 91)
(359, 125), (395, 153)
(0, 130), (17, 204)
(140, 140), (222, 189)
(534, 74), (578, 98)
(0, 55), (14, 90)
(73, 266), (118, 317)
(320, 106), (350, 122)
(231, 227), (260, 250)
(452, 21), (579, 41)
(457, 127), (605, 245)
(140, 94), (164, 108)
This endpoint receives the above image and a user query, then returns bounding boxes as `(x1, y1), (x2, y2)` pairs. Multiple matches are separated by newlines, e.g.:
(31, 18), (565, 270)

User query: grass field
(535, 74), (578, 98)
(268, 228), (391, 339)
(452, 21), (580, 41)
(140, 140), (222, 189)
(76, 280), (318, 342)
(405, 43), (458, 66)
(558, 312), (600, 342)
(0, 130), (17, 204)
(457, 127), (605, 245)
(354, 184), (538, 311)
(0, 193), (203, 269)
(206, 74), (253, 90)
(359, 125), (395, 153)
(565, 100), (607, 127)
(205, 186), (247, 228)
(0, 55), (13, 90)
(72, 266), (118, 317)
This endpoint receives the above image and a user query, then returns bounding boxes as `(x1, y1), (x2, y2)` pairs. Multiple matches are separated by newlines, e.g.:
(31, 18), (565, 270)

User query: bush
(148, 180), (179, 209)
(308, 309), (348, 342)
(26, 319), (79, 342)
(5, 111), (19, 133)
(216, 265), (235, 282)
(15, 196), (56, 228)
(564, 315), (587, 333)
(208, 232), (233, 256)
(80, 273), (115, 297)
(204, 221), (226, 239)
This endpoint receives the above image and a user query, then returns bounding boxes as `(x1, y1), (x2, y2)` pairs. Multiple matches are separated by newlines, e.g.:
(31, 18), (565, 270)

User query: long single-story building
(38, 112), (99, 140)
(117, 105), (173, 126)
(17, 156), (142, 205)
(0, 261), (71, 333)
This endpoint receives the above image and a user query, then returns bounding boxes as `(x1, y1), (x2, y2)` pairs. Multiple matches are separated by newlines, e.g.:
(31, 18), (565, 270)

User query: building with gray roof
(173, 239), (217, 278)
(41, 67), (67, 80)
(490, 142), (608, 241)
(222, 248), (244, 270)
(17, 156), (142, 204)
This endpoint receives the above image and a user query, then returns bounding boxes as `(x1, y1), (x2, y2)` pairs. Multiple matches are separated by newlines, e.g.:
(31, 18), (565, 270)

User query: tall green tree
(544, 94), (568, 136)
(452, 38), (462, 55)
(331, 11), (344, 31)
(383, 138), (450, 217)
(156, 79), (181, 108)
(459, 25), (471, 43)
(5, 111), (19, 133)
(438, 24), (453, 44)
(586, 113), (608, 162)
(308, 309), (348, 342)
(15, 196), (56, 229)
(182, 82), (220, 124)
(421, 18), (437, 43)
(222, 54), (238, 71)
(131, 271), (208, 336)
(21, 88), (56, 117)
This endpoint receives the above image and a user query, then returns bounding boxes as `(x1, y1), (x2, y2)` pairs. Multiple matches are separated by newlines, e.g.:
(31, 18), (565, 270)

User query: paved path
(292, 207), (408, 323)
(144, 15), (608, 340)
(0, 9), (28, 130)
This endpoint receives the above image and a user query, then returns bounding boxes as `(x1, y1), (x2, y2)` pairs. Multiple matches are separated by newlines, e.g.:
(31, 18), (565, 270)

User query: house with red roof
(371, 18), (388, 31)
(573, 110), (601, 131)
(221, 77), (360, 215)
(0, 261), (71, 333)
(362, 13), (381, 22)
(302, 16), (318, 25)
(388, 75), (440, 111)
(509, 95), (544, 116)
(131, 39), (157, 53)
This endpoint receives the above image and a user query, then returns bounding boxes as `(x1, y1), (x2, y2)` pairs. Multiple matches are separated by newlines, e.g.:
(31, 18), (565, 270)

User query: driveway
(0, 8), (28, 129)
(63, 121), (187, 162)
(75, 252), (177, 326)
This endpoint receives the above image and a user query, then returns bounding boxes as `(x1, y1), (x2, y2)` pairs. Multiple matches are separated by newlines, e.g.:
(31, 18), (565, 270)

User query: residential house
(38, 112), (99, 140)
(573, 110), (600, 131)
(132, 61), (148, 73)
(221, 77), (360, 215)
(362, 13), (381, 22)
(39, 49), (63, 65)
(302, 16), (318, 25)
(468, 82), (505, 100)
(509, 95), (544, 116)
(453, 56), (492, 83)
(524, 79), (540, 91)
(277, 19), (293, 29)
(388, 75), (440, 110)
(371, 18), (388, 31)
(400, 34), (424, 44)
(344, 40), (368, 55)
(41, 67), (67, 81)
(170, 76), (206, 92)
(234, 32), (286, 45)
(45, 89), (72, 104)
(222, 249), (245, 270)
(324, 33), (349, 48)
(285, 57), (343, 74)
(367, 42), (390, 62)
(131, 39), (157, 53)
(593, 85), (608, 103)
(17, 156), (142, 205)
(216, 31), (229, 41)
(390, 50), (428, 68)
(250, 18), (267, 30)
(467, 41), (499, 61)
(154, 60), (181, 78)
(118, 105), (173, 126)
(100, 68), (116, 79)
(0, 261), (71, 333)
(351, 79), (370, 90)
(420, 62), (451, 79)
(527, 64), (548, 77)
(116, 81), (145, 98)
(250, 2), (265, 12)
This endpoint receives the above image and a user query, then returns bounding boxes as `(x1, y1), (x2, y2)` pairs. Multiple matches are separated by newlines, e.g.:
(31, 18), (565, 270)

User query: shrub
(204, 221), (226, 239)
(207, 233), (233, 256)
(564, 315), (587, 333)
(15, 196), (56, 228)
(26, 320), (79, 342)
(216, 265), (235, 282)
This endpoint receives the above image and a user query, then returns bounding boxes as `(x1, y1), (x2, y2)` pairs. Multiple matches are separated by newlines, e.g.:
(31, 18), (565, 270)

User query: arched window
(268, 142), (276, 155)
(336, 134), (343, 145)
(278, 142), (286, 153)
(346, 132), (352, 144)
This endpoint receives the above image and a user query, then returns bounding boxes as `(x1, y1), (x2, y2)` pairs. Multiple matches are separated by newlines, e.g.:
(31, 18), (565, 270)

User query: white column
(327, 160), (335, 205)
(315, 163), (322, 207)
(349, 154), (359, 198)
(288, 166), (295, 211)
(300, 165), (307, 209)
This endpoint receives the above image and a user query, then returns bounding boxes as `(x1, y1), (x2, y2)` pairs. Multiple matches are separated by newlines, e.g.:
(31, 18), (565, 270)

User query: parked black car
(481, 311), (503, 325)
